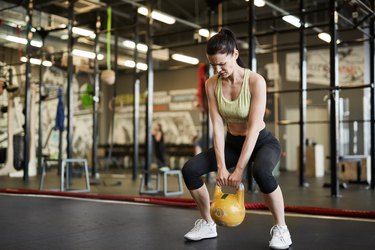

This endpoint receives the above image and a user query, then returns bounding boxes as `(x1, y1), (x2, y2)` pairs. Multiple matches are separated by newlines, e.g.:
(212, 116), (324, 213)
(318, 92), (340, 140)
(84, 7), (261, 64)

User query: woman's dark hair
(206, 27), (246, 67)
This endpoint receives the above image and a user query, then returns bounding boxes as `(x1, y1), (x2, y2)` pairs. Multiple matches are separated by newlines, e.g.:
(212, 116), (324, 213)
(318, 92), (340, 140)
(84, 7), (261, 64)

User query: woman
(182, 28), (292, 249)
(152, 122), (166, 168)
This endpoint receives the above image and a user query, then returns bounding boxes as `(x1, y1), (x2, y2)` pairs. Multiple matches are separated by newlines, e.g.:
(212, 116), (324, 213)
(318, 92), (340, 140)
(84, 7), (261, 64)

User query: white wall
(285, 107), (329, 172)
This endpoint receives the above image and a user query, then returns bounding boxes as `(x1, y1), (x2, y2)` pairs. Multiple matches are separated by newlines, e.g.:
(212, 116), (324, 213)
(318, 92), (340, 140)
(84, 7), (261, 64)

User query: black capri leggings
(182, 128), (281, 194)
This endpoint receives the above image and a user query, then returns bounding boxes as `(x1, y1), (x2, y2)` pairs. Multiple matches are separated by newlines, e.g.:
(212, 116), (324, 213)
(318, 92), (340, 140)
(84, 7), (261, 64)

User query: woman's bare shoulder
(245, 71), (265, 97)
(205, 74), (219, 89)
(248, 71), (264, 82)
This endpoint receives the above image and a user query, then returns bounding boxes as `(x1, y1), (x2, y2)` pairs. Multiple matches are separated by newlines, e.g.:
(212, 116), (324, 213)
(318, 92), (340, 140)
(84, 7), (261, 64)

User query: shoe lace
(270, 225), (287, 243)
(191, 219), (205, 233)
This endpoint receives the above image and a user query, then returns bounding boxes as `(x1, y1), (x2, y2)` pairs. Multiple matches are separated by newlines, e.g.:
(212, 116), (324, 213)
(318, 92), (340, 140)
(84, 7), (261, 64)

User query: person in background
(0, 78), (5, 96)
(182, 27), (292, 249)
(152, 122), (166, 169)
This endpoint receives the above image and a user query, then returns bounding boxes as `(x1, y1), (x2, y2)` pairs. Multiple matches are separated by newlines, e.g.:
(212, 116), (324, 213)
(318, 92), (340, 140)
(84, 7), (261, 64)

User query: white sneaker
(269, 225), (292, 249)
(184, 219), (217, 241)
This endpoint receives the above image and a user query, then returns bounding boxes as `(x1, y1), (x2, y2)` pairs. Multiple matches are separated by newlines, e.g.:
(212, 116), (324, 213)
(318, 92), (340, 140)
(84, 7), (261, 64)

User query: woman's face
(206, 50), (238, 79)
(153, 123), (162, 131)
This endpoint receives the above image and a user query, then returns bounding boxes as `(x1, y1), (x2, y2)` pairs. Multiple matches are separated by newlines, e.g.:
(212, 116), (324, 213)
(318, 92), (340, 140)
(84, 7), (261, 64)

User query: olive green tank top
(216, 69), (251, 123)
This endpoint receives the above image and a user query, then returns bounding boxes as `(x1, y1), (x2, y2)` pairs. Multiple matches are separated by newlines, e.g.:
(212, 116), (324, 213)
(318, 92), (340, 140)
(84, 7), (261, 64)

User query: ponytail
(206, 27), (246, 67)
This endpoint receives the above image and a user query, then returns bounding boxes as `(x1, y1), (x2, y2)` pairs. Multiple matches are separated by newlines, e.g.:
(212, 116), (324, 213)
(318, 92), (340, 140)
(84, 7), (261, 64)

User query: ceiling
(0, 0), (372, 71)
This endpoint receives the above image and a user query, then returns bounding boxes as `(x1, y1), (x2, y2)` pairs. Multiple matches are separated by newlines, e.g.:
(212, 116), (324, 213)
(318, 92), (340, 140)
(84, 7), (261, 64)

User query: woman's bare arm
(205, 76), (230, 186)
(228, 73), (267, 187)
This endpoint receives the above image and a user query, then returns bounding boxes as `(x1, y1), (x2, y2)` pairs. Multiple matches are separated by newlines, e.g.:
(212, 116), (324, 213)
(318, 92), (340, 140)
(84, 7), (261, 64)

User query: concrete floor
(0, 166), (374, 212)
(0, 193), (374, 250)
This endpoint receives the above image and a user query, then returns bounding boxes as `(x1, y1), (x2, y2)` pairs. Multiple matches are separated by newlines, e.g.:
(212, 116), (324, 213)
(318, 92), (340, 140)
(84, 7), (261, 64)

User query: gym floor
(0, 169), (374, 249)
(0, 192), (374, 250)
(0, 168), (373, 211)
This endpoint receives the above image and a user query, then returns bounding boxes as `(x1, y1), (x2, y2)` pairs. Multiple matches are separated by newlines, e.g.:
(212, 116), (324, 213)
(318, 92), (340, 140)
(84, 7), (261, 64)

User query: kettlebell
(210, 183), (245, 227)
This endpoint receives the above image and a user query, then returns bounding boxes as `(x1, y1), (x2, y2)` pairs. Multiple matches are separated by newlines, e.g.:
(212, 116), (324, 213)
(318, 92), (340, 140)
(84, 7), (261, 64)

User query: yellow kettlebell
(210, 183), (245, 227)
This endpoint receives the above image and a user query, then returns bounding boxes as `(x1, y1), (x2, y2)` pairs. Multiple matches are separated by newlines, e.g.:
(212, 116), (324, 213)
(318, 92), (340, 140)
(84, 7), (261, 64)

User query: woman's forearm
(213, 122), (226, 170)
(235, 126), (261, 171)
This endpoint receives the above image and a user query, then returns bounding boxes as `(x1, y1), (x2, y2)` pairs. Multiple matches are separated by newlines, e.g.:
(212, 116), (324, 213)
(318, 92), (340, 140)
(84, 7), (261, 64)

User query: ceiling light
(123, 40), (148, 52)
(6, 35), (27, 45)
(282, 15), (301, 28)
(72, 27), (96, 38)
(136, 62), (148, 71)
(137, 43), (148, 52)
(198, 29), (217, 38)
(60, 28), (96, 40)
(6, 35), (42, 48)
(20, 57), (52, 67)
(198, 29), (210, 38)
(171, 53), (199, 65)
(137, 6), (148, 15)
(137, 7), (176, 25)
(318, 32), (331, 43)
(42, 61), (53, 67)
(245, 0), (265, 7)
(72, 49), (103, 60)
(97, 54), (104, 60)
(73, 49), (95, 59)
(318, 32), (341, 44)
(124, 60), (136, 68)
(123, 40), (136, 49)
(60, 34), (69, 40)
(123, 60), (148, 71)
(30, 58), (42, 65)
(30, 40), (43, 47)
(255, 0), (266, 7)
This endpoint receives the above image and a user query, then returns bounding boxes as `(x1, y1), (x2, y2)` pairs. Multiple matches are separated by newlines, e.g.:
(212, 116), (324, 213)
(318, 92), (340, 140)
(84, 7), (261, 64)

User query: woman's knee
(182, 159), (202, 189)
(252, 164), (278, 194)
(182, 159), (197, 178)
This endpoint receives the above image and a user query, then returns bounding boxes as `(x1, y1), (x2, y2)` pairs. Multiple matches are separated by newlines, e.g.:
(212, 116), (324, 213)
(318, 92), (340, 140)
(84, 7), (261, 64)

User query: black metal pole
(133, 11), (140, 181)
(58, 88), (63, 175)
(370, 0), (375, 190)
(329, 0), (340, 197)
(299, 0), (307, 187)
(248, 0), (256, 72)
(145, 1), (154, 186)
(92, 13), (101, 178)
(37, 38), (45, 175)
(205, 4), (214, 152)
(204, 6), (212, 152)
(106, 31), (118, 170)
(67, 0), (75, 160)
(247, 0), (257, 192)
(23, 0), (33, 182)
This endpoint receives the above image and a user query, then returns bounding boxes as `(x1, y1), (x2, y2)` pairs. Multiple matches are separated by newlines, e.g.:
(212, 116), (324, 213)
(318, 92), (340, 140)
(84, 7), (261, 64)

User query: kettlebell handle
(213, 183), (245, 200)
(214, 183), (244, 190)
(237, 183), (244, 205)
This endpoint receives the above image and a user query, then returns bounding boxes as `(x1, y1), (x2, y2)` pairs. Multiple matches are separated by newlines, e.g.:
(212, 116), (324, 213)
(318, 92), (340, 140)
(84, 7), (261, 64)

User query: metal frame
(133, 11), (140, 181)
(329, 0), (340, 197)
(263, 0), (373, 195)
(246, 0), (257, 192)
(92, 13), (100, 178)
(248, 0), (256, 72)
(23, 0), (33, 181)
(299, 0), (307, 188)
(66, 0), (75, 160)
(144, 0), (155, 187)
(370, 0), (375, 190)
(15, 0), (374, 194)
(60, 159), (90, 192)
(139, 169), (183, 196)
